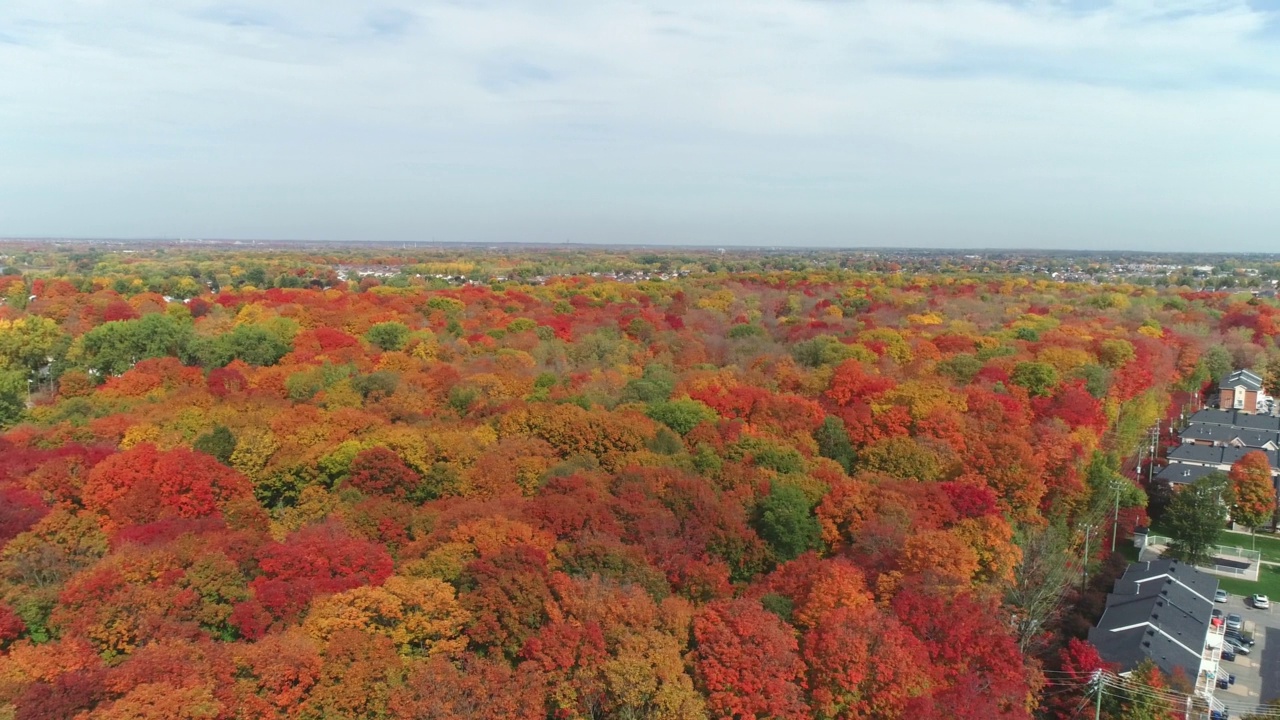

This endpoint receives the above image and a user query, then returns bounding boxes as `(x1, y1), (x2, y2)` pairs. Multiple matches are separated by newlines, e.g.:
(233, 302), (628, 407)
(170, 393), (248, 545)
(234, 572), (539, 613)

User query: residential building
(1218, 369), (1268, 414)
(1088, 560), (1225, 712)
(1160, 405), (1280, 489)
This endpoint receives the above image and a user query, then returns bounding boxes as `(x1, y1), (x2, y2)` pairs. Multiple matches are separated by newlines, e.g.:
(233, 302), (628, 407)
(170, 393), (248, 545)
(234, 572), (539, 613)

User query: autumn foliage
(0, 245), (1249, 718)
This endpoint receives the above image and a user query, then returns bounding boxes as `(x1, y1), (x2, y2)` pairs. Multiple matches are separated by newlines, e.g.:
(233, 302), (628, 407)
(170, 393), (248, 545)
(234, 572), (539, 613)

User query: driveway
(1214, 591), (1280, 711)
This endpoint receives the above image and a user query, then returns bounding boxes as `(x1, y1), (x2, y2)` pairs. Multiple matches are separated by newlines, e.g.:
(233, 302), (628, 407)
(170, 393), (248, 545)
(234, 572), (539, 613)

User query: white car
(1252, 594), (1270, 609)
(1215, 589), (1229, 603)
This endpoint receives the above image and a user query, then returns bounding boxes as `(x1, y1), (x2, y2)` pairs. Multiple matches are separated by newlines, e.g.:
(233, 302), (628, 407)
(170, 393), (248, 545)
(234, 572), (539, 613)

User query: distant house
(1088, 560), (1225, 707)
(1164, 444), (1280, 474)
(1219, 369), (1266, 414)
(1179, 423), (1280, 450)
(1161, 407), (1280, 489)
(1154, 463), (1220, 486)
(1184, 408), (1280, 434)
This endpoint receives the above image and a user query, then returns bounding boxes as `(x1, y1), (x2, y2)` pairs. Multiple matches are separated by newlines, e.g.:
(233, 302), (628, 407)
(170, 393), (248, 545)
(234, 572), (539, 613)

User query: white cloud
(0, 0), (1277, 247)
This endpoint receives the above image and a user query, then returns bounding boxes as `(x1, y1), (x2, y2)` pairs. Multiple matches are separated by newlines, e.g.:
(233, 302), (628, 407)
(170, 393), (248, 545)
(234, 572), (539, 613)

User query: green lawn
(1218, 529), (1280, 563)
(1216, 564), (1280, 600)
(1149, 518), (1280, 564)
(1146, 519), (1280, 596)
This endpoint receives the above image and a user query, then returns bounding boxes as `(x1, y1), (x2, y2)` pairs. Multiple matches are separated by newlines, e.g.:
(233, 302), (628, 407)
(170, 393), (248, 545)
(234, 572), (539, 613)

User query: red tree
(804, 606), (932, 719)
(0, 602), (25, 648)
(893, 584), (1034, 719)
(692, 598), (808, 720)
(347, 447), (421, 499)
(242, 523), (394, 626)
(82, 445), (253, 529)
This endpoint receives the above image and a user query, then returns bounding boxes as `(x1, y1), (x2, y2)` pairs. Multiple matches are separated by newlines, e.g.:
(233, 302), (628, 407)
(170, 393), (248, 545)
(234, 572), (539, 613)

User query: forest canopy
(0, 243), (1275, 719)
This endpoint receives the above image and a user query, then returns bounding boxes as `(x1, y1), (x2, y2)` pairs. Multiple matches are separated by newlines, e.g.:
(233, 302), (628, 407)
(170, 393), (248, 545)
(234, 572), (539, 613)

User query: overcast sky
(1, 1), (1278, 250)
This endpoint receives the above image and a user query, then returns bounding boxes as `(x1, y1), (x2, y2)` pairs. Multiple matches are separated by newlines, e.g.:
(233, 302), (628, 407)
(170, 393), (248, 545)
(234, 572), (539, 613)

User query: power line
(1045, 669), (1280, 719)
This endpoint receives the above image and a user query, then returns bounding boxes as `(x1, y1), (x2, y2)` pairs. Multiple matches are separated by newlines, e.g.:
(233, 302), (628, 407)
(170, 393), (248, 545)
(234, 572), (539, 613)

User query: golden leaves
(302, 576), (469, 658)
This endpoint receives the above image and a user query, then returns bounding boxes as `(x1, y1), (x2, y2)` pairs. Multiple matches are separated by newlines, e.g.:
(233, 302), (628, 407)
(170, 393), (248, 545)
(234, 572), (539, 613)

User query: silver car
(1227, 613), (1243, 631)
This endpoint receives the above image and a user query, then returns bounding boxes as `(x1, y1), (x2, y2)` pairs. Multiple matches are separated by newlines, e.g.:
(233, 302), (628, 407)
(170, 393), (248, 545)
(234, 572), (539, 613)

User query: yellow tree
(601, 631), (707, 720)
(303, 576), (469, 657)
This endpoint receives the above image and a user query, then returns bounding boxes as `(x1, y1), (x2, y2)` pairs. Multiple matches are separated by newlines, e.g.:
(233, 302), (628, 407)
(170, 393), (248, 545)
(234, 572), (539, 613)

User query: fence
(1143, 535), (1262, 579)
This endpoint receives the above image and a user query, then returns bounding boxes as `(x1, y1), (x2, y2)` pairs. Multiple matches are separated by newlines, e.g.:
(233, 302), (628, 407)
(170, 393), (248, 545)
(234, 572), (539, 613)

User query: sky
(1, 0), (1279, 251)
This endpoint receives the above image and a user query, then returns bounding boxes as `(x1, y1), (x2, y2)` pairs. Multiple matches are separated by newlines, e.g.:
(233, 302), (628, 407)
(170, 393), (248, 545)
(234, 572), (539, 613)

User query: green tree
(645, 398), (717, 435)
(366, 322), (411, 352)
(936, 354), (982, 385)
(1072, 364), (1111, 399)
(352, 371), (399, 400)
(0, 316), (63, 379)
(620, 365), (676, 403)
(1201, 346), (1234, 386)
(753, 481), (821, 562)
(1085, 453), (1146, 512)
(1166, 472), (1232, 567)
(792, 335), (862, 368)
(1010, 361), (1059, 397)
(0, 369), (26, 428)
(813, 416), (855, 474)
(193, 425), (237, 465)
(79, 313), (193, 377)
(189, 325), (292, 367)
(859, 436), (943, 482)
(1097, 339), (1135, 369)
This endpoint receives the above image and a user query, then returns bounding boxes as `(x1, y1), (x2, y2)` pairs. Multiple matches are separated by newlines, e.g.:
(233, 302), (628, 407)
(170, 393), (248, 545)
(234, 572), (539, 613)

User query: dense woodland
(1, 244), (1278, 719)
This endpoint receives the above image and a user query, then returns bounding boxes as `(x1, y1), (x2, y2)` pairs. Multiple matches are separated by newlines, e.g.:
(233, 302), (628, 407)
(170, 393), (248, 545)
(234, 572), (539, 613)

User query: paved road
(1214, 592), (1280, 713)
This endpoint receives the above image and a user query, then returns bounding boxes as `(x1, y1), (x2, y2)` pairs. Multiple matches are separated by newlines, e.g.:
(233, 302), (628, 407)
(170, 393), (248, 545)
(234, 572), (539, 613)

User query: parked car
(1216, 589), (1229, 603)
(1252, 594), (1270, 609)
(1225, 639), (1251, 655)
(1227, 613), (1243, 631)
(1213, 608), (1223, 620)
(1225, 630), (1255, 647)
(1221, 646), (1236, 661)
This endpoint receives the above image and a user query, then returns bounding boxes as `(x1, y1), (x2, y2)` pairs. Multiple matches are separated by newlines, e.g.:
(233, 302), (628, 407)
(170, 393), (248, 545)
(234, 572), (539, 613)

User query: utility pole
(1148, 421), (1159, 485)
(1111, 481), (1121, 553)
(1094, 671), (1104, 720)
(1083, 524), (1094, 590)
(1135, 432), (1145, 478)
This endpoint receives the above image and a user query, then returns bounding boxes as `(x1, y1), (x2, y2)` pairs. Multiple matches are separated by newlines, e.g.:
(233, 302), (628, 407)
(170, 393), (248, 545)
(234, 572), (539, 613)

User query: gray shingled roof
(1187, 409), (1280, 431)
(1165, 444), (1279, 469)
(1156, 463), (1221, 486)
(1179, 425), (1280, 447)
(1088, 560), (1218, 679)
(1221, 369), (1264, 392)
(1188, 409), (1238, 427)
(1222, 446), (1279, 468)
(1179, 426), (1227, 442)
(1167, 444), (1230, 465)
(1232, 413), (1280, 432)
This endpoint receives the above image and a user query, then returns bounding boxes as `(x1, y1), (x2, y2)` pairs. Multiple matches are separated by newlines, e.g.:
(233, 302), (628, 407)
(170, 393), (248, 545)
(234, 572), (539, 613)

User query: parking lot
(1213, 592), (1280, 710)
